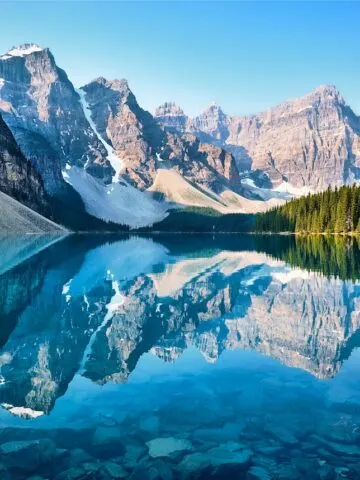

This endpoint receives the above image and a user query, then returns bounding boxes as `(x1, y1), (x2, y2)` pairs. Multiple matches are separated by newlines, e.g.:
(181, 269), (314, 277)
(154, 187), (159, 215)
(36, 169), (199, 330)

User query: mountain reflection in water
(0, 234), (360, 479)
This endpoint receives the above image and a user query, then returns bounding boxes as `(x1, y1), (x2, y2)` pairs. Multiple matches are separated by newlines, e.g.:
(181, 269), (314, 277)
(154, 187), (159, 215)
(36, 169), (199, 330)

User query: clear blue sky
(1, 1), (359, 117)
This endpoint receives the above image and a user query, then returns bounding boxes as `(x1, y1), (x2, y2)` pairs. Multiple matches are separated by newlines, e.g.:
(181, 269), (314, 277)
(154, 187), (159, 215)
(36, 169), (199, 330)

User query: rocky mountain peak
(0, 44), (114, 192)
(311, 84), (342, 101)
(155, 102), (185, 118)
(204, 102), (224, 115)
(192, 101), (229, 143)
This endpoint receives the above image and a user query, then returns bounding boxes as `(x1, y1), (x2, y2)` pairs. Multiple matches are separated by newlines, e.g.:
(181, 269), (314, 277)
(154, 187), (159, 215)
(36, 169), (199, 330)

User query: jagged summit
(155, 102), (186, 117)
(84, 76), (129, 91)
(0, 43), (44, 60)
(204, 101), (223, 112)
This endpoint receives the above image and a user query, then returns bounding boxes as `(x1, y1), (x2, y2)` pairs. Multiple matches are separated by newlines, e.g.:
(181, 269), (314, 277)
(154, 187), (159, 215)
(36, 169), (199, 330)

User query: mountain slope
(155, 85), (360, 191)
(149, 169), (282, 213)
(0, 112), (50, 216)
(0, 190), (66, 234)
(0, 43), (113, 194)
(80, 78), (241, 192)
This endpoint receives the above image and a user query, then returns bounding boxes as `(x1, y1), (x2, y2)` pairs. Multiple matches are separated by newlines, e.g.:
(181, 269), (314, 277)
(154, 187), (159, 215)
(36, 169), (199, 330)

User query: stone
(273, 464), (302, 480)
(192, 423), (242, 444)
(318, 464), (336, 480)
(91, 426), (125, 459)
(130, 459), (173, 480)
(122, 443), (147, 470)
(146, 437), (192, 458)
(65, 448), (93, 468)
(247, 466), (271, 480)
(100, 461), (128, 479)
(54, 467), (88, 480)
(179, 446), (253, 476)
(265, 425), (299, 446)
(0, 438), (56, 471)
(177, 452), (212, 475)
(139, 415), (160, 435)
(314, 436), (360, 457)
(206, 446), (253, 467)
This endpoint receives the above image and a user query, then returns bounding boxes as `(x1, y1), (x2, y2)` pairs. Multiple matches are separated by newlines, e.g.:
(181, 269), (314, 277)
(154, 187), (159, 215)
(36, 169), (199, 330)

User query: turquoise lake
(0, 234), (360, 479)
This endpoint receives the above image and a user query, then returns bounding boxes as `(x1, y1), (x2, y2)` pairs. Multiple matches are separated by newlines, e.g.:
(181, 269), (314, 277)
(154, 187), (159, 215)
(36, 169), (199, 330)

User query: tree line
(255, 185), (360, 234)
(254, 234), (360, 281)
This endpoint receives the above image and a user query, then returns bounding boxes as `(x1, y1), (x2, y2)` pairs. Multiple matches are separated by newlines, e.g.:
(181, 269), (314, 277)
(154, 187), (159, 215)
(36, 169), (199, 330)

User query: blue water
(0, 234), (360, 479)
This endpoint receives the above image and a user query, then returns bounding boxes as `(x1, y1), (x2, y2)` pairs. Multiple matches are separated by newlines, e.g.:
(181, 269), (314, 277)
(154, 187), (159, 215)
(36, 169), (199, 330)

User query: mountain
(0, 191), (66, 234)
(80, 77), (240, 191)
(79, 77), (284, 217)
(2, 43), (357, 229)
(0, 44), (113, 193)
(0, 110), (66, 232)
(154, 102), (188, 134)
(0, 112), (48, 213)
(155, 85), (360, 191)
(0, 44), (277, 228)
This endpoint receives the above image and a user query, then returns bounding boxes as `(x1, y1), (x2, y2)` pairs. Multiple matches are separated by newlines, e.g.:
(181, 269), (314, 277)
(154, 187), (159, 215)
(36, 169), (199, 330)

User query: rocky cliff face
(155, 85), (360, 190)
(154, 102), (188, 134)
(0, 112), (49, 215)
(81, 78), (240, 191)
(0, 44), (112, 194)
(0, 43), (288, 224)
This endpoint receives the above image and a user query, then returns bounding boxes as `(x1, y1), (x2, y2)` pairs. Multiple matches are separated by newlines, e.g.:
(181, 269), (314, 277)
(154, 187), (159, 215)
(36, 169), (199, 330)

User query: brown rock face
(154, 102), (188, 134)
(156, 85), (360, 190)
(81, 79), (240, 192)
(0, 113), (49, 216)
(227, 85), (360, 189)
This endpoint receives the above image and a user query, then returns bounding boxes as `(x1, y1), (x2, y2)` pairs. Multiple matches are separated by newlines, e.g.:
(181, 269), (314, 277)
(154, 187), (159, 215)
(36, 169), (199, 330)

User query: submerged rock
(54, 467), (89, 480)
(91, 426), (125, 458)
(147, 437), (192, 458)
(265, 425), (299, 446)
(314, 434), (360, 457)
(100, 461), (128, 479)
(139, 415), (160, 436)
(179, 445), (253, 476)
(247, 466), (271, 480)
(0, 438), (56, 471)
(123, 442), (147, 469)
(130, 459), (173, 480)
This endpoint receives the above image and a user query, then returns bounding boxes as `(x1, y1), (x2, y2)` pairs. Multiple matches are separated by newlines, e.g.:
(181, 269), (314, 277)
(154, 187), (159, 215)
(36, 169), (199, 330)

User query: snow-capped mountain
(0, 44), (290, 228)
(1, 42), (358, 229)
(0, 44), (116, 196)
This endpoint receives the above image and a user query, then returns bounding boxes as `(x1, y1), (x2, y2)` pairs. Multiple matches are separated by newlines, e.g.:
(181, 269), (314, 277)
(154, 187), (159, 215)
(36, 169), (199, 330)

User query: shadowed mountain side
(0, 191), (66, 234)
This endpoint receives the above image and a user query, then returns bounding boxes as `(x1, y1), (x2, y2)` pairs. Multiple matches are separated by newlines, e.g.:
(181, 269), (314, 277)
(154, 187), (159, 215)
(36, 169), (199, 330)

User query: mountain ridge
(1, 42), (359, 229)
(155, 83), (360, 190)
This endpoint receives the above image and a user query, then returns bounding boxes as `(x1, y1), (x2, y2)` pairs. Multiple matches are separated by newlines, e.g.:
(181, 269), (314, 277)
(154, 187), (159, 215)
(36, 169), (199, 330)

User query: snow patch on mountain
(0, 44), (43, 60)
(77, 88), (123, 182)
(274, 182), (313, 197)
(63, 166), (169, 228)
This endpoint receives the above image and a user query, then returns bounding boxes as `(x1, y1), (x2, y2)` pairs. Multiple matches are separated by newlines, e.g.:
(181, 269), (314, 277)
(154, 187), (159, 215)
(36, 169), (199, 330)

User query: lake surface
(0, 234), (360, 479)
